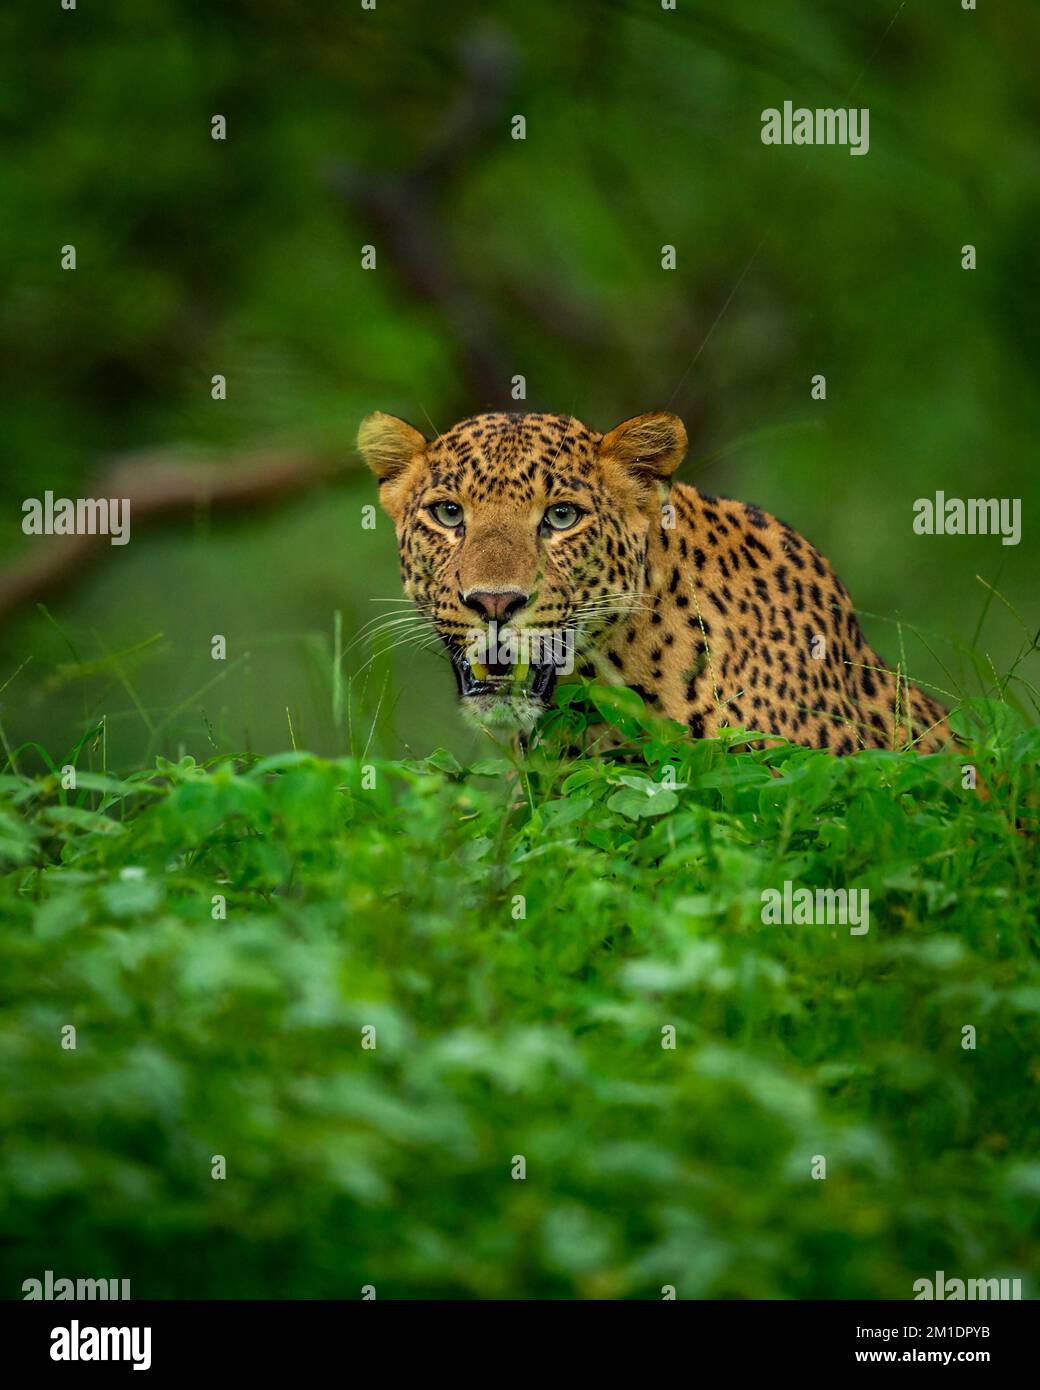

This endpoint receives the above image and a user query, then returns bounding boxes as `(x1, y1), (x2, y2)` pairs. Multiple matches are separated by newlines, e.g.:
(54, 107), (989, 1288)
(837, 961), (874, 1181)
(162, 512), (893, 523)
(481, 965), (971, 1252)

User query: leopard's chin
(459, 690), (546, 735)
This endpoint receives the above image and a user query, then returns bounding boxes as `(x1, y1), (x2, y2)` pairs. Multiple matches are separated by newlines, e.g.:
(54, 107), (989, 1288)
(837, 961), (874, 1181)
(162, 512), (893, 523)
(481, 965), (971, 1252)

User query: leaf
(401, 748), (464, 778)
(33, 895), (90, 940)
(469, 757), (510, 777)
(248, 751), (318, 776)
(589, 683), (648, 737)
(37, 805), (125, 836)
(608, 784), (678, 819)
(536, 796), (594, 829)
(67, 772), (149, 797)
(100, 875), (163, 919)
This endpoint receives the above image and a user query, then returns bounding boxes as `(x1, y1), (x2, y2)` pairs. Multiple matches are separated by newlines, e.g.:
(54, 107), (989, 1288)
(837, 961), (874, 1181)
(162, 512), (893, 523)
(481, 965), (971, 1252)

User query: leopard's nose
(461, 589), (529, 622)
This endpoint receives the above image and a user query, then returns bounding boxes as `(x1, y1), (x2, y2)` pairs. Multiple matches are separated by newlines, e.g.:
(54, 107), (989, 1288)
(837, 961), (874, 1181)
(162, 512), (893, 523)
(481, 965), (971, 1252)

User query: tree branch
(0, 448), (341, 630)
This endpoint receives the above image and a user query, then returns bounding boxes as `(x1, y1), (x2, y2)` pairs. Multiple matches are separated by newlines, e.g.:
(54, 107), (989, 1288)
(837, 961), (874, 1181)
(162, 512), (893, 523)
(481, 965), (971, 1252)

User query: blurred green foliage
(2, 5), (1038, 1301)
(0, 694), (1037, 1297)
(1, 0), (1038, 766)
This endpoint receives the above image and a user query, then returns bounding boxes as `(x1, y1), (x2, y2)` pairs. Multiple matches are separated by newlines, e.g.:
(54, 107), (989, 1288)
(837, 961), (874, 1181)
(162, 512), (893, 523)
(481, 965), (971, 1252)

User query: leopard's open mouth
(441, 625), (575, 731)
(448, 646), (559, 703)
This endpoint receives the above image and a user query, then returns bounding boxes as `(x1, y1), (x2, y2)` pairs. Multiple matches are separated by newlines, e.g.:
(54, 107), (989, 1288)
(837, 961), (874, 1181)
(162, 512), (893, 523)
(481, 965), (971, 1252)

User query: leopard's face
(359, 410), (687, 733)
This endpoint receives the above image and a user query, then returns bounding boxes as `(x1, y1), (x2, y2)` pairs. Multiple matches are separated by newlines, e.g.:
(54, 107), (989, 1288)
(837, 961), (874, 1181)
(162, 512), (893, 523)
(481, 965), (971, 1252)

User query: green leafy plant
(1, 691), (1036, 1298)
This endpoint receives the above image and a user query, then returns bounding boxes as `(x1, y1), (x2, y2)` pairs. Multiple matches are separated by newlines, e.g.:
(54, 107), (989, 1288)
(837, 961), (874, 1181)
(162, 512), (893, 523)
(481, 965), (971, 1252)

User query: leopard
(358, 408), (951, 754)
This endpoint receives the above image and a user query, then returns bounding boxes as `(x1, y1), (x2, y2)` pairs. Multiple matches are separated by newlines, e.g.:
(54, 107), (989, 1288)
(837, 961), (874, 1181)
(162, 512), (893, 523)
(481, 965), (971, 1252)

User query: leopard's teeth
(513, 661), (530, 683)
(471, 661), (488, 681)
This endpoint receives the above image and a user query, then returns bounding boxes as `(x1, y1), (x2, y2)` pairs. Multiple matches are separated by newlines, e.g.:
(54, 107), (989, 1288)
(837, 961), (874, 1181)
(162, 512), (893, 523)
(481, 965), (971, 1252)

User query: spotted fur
(359, 409), (950, 753)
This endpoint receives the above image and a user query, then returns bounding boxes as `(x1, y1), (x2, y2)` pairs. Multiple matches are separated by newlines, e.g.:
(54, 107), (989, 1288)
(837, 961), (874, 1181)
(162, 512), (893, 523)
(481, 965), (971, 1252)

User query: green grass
(0, 691), (1038, 1299)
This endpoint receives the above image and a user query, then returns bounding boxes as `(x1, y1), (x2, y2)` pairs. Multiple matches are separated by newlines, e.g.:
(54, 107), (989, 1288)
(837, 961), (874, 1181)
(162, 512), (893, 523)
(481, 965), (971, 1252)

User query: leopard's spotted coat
(359, 409), (950, 753)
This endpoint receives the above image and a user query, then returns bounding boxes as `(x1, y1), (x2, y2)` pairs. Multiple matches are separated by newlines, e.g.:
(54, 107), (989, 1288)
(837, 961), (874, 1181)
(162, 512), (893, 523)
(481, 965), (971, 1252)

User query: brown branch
(0, 448), (343, 630)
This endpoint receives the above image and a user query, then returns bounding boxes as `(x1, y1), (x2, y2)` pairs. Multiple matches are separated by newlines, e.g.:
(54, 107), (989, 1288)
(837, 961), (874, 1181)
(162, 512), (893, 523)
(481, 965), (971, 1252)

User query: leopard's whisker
(346, 625), (434, 659)
(347, 611), (434, 648)
(348, 617), (431, 647)
(348, 628), (445, 680)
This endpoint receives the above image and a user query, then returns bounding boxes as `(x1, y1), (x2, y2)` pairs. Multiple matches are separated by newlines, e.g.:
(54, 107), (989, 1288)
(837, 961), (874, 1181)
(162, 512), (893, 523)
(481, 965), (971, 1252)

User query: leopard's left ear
(599, 412), (687, 486)
(357, 411), (427, 484)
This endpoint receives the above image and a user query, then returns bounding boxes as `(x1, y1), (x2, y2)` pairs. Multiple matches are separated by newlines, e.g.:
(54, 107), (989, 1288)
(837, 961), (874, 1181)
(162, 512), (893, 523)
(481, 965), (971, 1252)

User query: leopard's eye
(430, 501), (463, 528)
(543, 502), (582, 532)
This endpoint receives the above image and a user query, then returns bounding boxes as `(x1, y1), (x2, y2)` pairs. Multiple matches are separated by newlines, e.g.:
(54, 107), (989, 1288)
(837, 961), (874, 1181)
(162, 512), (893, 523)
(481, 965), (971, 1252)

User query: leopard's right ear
(598, 412), (687, 486)
(357, 412), (427, 485)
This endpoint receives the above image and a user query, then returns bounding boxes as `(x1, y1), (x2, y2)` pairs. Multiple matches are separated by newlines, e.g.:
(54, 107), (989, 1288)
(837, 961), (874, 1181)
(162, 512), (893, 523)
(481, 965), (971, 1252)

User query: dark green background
(2, 0), (1037, 768)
